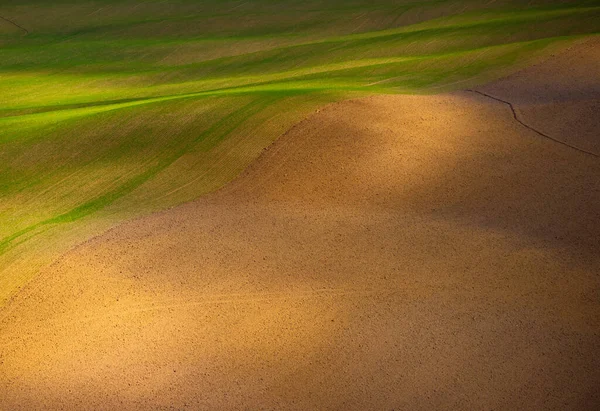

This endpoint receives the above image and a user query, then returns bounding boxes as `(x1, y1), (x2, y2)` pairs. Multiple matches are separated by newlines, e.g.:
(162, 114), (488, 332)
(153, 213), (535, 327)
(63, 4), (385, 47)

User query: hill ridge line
(467, 89), (599, 158)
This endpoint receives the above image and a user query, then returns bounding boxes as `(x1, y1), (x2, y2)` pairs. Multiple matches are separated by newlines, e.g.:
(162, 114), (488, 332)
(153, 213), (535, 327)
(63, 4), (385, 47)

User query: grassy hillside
(1, 0), (599, 304)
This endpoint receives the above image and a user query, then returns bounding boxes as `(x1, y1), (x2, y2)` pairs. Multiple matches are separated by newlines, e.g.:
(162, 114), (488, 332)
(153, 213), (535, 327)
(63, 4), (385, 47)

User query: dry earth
(0, 38), (599, 410)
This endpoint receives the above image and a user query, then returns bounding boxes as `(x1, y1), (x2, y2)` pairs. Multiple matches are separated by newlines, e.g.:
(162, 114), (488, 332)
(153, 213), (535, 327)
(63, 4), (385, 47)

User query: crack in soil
(0, 14), (28, 35)
(467, 89), (599, 158)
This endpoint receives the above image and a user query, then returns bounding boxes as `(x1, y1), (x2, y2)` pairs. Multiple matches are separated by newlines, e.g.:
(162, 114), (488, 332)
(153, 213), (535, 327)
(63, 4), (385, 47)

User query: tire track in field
(0, 287), (398, 349)
(0, 14), (28, 35)
(467, 89), (599, 158)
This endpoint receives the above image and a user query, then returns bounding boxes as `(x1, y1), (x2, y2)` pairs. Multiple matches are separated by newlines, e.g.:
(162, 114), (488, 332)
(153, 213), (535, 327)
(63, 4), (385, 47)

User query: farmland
(1, 2), (600, 408)
(1, 0), (599, 304)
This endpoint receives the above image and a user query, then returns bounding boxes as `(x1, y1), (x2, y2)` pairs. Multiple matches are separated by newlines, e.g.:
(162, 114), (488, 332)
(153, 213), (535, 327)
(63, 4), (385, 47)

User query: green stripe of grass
(0, 96), (276, 254)
(1, 34), (581, 134)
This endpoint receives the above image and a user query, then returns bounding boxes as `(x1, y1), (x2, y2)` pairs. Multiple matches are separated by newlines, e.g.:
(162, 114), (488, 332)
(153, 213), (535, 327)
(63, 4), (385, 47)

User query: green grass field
(1, 0), (599, 304)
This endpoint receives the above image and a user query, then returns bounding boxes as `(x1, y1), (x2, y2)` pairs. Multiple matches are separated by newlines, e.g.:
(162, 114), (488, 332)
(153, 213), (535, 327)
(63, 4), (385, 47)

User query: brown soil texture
(1, 39), (599, 410)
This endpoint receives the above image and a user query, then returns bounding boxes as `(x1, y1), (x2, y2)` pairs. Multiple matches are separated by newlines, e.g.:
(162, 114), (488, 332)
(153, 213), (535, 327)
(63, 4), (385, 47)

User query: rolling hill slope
(1, 37), (599, 409)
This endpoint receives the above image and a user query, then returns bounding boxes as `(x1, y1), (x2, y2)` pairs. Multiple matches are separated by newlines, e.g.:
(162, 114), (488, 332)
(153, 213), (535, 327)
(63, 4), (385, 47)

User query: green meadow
(1, 0), (599, 304)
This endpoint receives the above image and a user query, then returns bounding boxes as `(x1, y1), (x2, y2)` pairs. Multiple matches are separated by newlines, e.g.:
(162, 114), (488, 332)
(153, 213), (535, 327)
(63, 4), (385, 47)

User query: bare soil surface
(1, 39), (599, 410)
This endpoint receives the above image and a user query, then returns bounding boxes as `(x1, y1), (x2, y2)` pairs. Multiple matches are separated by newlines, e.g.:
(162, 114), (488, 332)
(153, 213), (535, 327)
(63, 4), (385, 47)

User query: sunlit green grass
(0, 0), (599, 304)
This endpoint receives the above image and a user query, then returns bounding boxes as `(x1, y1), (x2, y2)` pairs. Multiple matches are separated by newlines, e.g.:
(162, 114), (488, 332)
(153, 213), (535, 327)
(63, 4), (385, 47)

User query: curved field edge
(0, 0), (599, 306)
(0, 93), (340, 306)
